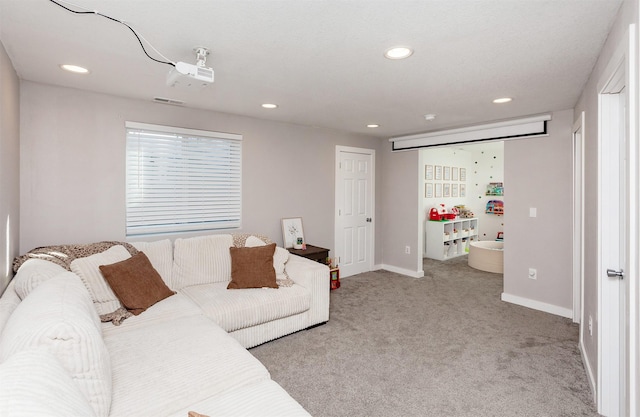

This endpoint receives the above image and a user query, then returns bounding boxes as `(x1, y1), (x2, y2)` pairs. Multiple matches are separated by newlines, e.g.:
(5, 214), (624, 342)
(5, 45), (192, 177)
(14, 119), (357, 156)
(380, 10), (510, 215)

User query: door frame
(573, 111), (585, 325)
(334, 145), (376, 276)
(596, 23), (638, 416)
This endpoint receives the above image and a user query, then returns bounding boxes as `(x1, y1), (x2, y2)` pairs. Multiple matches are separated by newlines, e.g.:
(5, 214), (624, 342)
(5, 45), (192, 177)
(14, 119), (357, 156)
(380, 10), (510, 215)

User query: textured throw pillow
(227, 244), (278, 289)
(70, 245), (132, 315)
(0, 349), (97, 417)
(245, 235), (290, 279)
(99, 252), (176, 315)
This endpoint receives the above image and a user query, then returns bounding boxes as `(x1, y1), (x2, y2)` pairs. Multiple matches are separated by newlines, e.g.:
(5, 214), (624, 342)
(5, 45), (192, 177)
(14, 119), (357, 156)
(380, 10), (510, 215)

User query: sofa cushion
(245, 236), (290, 280)
(228, 244), (278, 289)
(70, 245), (131, 315)
(0, 348), (97, 417)
(99, 252), (176, 315)
(180, 282), (311, 332)
(0, 272), (112, 417)
(172, 234), (234, 289)
(131, 239), (173, 288)
(104, 315), (270, 417)
(100, 292), (204, 336)
(167, 379), (310, 417)
(12, 258), (67, 299)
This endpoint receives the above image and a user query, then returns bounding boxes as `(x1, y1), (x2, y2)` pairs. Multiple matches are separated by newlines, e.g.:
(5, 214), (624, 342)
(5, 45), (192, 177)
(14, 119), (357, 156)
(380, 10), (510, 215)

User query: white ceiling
(0, 0), (623, 138)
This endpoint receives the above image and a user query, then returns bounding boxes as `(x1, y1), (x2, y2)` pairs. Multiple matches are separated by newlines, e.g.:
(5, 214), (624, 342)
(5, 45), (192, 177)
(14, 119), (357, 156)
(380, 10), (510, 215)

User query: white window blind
(125, 122), (242, 236)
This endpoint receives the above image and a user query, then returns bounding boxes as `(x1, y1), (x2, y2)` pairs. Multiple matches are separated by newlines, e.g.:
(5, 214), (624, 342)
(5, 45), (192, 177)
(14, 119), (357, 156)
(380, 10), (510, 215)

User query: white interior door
(598, 62), (627, 417)
(335, 146), (374, 277)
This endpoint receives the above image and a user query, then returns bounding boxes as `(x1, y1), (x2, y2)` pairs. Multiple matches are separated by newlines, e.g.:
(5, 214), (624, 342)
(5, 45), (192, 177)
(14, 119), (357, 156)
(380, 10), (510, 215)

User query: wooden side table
(286, 244), (329, 264)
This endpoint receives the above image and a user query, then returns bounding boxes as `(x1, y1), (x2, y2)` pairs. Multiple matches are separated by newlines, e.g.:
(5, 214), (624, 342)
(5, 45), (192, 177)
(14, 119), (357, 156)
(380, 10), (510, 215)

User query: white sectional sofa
(0, 233), (330, 416)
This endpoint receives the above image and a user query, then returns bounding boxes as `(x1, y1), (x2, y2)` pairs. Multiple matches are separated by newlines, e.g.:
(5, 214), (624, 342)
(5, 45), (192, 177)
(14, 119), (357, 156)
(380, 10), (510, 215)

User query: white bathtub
(468, 240), (504, 274)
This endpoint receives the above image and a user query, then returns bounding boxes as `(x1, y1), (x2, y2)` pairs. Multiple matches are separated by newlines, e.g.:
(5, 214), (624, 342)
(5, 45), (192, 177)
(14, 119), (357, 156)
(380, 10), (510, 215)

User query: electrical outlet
(528, 268), (537, 280)
(588, 316), (593, 336)
(405, 246), (411, 254)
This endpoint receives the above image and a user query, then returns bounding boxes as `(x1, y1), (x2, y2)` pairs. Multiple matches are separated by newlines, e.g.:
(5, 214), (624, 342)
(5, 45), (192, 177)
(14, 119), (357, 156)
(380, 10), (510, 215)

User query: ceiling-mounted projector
(167, 47), (214, 88)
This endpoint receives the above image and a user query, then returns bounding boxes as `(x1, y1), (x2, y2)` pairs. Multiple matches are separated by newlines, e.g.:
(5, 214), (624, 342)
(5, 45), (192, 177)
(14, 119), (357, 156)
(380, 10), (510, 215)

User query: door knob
(606, 268), (624, 279)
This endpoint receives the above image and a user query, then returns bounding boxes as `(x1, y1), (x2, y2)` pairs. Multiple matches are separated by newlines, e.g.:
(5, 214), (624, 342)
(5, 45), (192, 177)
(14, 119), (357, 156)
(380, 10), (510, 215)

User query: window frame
(125, 121), (242, 237)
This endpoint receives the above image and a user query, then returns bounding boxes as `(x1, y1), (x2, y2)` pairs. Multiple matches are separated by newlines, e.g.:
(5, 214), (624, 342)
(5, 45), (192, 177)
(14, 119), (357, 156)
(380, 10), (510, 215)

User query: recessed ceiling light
(493, 97), (512, 104)
(261, 103), (278, 109)
(60, 64), (90, 74)
(367, 124), (380, 128)
(384, 47), (413, 60)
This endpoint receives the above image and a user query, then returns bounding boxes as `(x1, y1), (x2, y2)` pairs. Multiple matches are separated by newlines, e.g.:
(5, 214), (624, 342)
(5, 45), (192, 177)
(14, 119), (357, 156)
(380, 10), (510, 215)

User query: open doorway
(420, 141), (505, 261)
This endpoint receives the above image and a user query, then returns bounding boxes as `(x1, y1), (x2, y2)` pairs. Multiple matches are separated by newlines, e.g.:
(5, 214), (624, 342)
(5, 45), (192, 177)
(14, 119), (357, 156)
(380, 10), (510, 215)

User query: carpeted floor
(250, 256), (598, 417)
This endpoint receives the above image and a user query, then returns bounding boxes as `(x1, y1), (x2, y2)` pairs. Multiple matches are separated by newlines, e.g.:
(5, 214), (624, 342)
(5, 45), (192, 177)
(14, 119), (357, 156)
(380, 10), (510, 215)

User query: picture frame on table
(281, 217), (305, 249)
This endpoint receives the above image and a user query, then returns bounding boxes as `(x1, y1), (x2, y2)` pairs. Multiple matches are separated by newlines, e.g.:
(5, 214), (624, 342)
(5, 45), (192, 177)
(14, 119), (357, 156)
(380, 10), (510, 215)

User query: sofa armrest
(285, 255), (330, 325)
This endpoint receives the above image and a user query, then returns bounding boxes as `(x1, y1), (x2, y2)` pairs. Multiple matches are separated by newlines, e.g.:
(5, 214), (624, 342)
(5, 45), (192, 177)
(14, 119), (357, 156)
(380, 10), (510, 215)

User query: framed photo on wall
(452, 184), (459, 197)
(281, 217), (305, 248)
(443, 183), (451, 197)
(460, 184), (466, 197)
(460, 168), (466, 181)
(435, 165), (442, 180)
(443, 166), (451, 180)
(425, 165), (433, 180)
(435, 183), (443, 198)
(452, 167), (459, 181)
(425, 183), (433, 198)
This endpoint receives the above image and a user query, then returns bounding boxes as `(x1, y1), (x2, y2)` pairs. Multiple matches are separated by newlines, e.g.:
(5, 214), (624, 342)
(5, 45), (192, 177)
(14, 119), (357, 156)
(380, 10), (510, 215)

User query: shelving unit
(424, 218), (479, 260)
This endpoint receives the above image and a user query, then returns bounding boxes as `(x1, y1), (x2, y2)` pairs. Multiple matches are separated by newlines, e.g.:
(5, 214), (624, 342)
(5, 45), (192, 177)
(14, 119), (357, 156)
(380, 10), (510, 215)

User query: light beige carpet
(251, 256), (597, 417)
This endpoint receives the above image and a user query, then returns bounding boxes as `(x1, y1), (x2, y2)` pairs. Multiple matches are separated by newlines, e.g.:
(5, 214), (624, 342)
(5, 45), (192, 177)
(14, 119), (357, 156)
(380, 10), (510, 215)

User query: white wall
(421, 147), (472, 211)
(573, 0), (639, 403)
(19, 82), (384, 260)
(503, 109), (574, 316)
(0, 41), (20, 293)
(465, 141), (504, 241)
(380, 148), (421, 275)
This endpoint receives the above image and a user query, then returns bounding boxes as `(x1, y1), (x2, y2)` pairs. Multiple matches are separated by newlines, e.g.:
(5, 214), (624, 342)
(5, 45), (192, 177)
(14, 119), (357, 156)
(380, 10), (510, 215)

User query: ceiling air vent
(153, 97), (185, 106)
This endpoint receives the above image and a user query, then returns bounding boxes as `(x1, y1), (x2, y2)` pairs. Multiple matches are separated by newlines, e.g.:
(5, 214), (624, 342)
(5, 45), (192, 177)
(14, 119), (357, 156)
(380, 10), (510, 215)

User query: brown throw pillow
(228, 243), (278, 289)
(99, 252), (175, 315)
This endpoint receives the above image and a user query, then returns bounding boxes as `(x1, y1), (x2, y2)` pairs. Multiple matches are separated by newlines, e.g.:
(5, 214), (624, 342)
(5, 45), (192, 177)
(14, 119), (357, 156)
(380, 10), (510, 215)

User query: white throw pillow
(70, 245), (131, 315)
(245, 235), (290, 280)
(13, 259), (67, 299)
(0, 348), (97, 417)
(172, 234), (234, 289)
(0, 272), (112, 417)
(131, 239), (173, 288)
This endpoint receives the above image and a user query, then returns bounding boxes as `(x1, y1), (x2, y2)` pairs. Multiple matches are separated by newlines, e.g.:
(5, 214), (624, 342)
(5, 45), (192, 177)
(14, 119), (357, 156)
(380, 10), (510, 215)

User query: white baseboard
(379, 264), (424, 278)
(579, 336), (597, 404)
(501, 292), (573, 319)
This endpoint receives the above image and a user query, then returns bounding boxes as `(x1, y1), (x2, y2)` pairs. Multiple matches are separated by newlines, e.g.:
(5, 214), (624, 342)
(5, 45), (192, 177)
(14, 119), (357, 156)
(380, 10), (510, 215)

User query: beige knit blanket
(13, 241), (139, 273)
